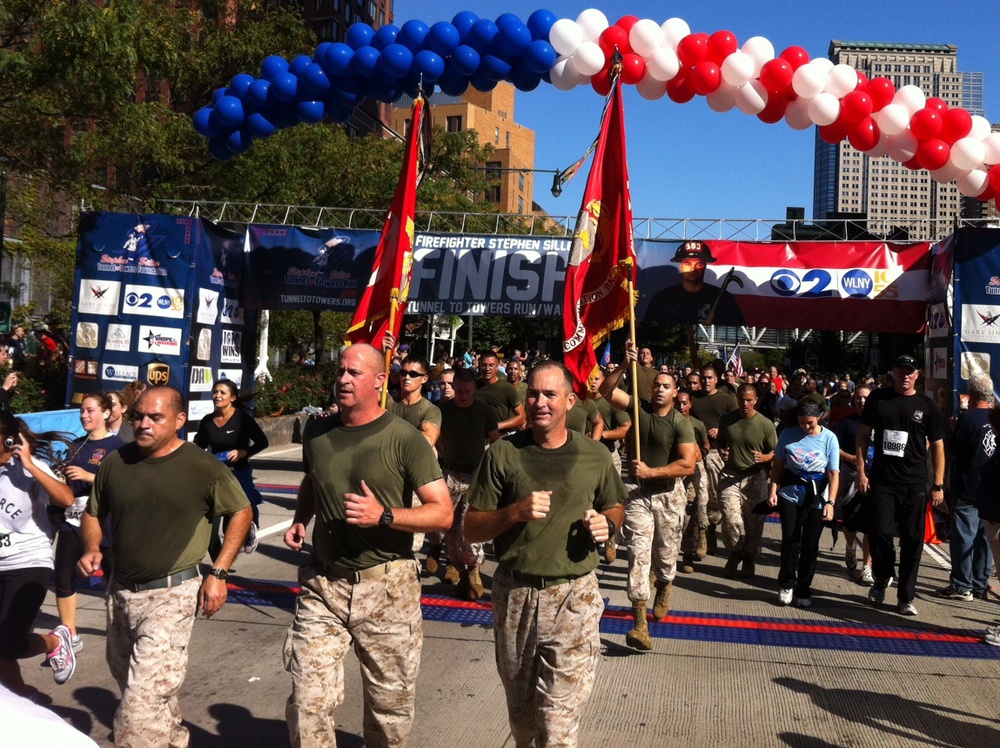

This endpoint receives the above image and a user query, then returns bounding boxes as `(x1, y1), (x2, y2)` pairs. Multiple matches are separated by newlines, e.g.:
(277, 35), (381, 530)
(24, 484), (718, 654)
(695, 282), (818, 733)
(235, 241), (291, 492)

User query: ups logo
(147, 363), (171, 386)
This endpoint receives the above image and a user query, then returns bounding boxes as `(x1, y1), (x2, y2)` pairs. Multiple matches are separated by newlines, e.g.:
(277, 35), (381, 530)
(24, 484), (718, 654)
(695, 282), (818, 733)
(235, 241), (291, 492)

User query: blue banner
(951, 228), (1000, 408)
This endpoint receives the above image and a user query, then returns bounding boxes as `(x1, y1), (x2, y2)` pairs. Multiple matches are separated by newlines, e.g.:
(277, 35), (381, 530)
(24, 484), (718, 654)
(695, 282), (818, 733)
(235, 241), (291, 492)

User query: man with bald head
(283, 343), (453, 747)
(78, 386), (252, 748)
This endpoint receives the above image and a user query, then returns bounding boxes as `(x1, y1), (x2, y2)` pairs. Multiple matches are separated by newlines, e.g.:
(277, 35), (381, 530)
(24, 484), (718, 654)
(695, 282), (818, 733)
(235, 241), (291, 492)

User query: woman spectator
(53, 393), (125, 652)
(105, 391), (134, 442)
(0, 412), (76, 696)
(194, 380), (268, 557)
(767, 401), (840, 607)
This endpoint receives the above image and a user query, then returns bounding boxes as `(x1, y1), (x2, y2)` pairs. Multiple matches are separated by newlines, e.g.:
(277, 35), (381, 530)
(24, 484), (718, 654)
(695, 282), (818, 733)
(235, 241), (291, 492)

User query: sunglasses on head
(400, 370), (425, 378)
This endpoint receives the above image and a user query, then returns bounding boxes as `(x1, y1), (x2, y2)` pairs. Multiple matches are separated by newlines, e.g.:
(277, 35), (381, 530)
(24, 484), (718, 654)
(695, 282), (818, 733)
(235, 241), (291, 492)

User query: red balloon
(620, 53), (645, 85)
(916, 138), (950, 171)
(980, 182), (997, 201)
(864, 77), (895, 111)
(848, 117), (881, 152)
(591, 67), (612, 96)
(909, 108), (942, 141)
(839, 91), (873, 125)
(690, 61), (721, 95)
(819, 121), (849, 144)
(757, 93), (789, 124)
(759, 59), (793, 93)
(856, 71), (869, 88)
(989, 165), (1000, 194)
(676, 33), (710, 66)
(940, 108), (973, 144)
(599, 25), (631, 58)
(666, 68), (695, 103)
(903, 156), (922, 171)
(779, 46), (810, 70)
(925, 97), (949, 114)
(615, 15), (639, 34)
(707, 30), (738, 63)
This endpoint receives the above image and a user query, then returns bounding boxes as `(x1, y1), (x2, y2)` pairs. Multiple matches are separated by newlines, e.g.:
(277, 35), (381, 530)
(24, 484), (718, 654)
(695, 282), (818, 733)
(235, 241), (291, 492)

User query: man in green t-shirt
(717, 383), (778, 578)
(677, 389), (714, 574)
(506, 358), (528, 407)
(79, 386), (251, 748)
(389, 355), (441, 448)
(475, 350), (525, 433)
(466, 361), (626, 747)
(282, 343), (452, 748)
(601, 342), (696, 651)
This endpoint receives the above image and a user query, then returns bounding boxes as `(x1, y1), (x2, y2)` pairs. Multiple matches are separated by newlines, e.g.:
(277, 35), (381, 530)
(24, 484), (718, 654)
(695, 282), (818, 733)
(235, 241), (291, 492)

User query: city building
(813, 41), (991, 238)
(392, 83), (538, 214)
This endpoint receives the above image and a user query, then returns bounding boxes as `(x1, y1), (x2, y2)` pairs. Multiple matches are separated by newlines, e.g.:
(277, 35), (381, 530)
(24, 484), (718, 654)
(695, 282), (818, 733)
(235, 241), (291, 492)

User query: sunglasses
(400, 370), (426, 378)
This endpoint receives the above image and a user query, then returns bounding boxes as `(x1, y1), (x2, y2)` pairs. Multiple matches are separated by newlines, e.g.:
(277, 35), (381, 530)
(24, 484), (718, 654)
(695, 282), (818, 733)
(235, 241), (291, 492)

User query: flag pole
(627, 273), (641, 465)
(381, 294), (398, 409)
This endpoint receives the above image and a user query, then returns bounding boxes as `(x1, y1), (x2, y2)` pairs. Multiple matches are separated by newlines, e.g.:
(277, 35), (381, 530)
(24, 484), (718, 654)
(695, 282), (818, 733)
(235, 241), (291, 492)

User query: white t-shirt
(0, 460), (61, 571)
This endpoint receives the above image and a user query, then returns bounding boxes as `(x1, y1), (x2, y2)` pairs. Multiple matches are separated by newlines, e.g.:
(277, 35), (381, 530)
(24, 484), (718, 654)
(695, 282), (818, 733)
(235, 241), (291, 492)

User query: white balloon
(807, 92), (840, 126)
(982, 133), (1000, 165)
(549, 19), (584, 56)
(885, 130), (918, 163)
(791, 62), (826, 99)
(824, 64), (859, 97)
(636, 71), (666, 100)
(741, 36), (775, 75)
(570, 41), (605, 76)
(735, 80), (767, 115)
(867, 132), (891, 159)
(876, 104), (910, 136)
(893, 85), (925, 115)
(957, 169), (990, 197)
(811, 58), (834, 74)
(575, 8), (609, 42)
(784, 97), (814, 130)
(970, 115), (993, 141)
(549, 56), (582, 91)
(721, 51), (755, 87)
(706, 84), (738, 112)
(930, 163), (963, 184)
(950, 137), (987, 171)
(646, 47), (680, 82)
(629, 19), (663, 58)
(661, 18), (691, 50)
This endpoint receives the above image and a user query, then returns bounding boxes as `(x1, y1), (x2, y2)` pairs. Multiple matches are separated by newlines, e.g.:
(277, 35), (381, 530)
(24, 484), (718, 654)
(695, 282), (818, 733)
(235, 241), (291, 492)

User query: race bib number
(65, 496), (88, 528)
(882, 429), (908, 458)
(0, 533), (16, 559)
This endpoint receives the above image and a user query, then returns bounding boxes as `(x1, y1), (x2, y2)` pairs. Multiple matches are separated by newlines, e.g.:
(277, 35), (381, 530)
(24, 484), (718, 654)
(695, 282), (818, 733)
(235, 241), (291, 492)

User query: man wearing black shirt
(856, 355), (945, 616)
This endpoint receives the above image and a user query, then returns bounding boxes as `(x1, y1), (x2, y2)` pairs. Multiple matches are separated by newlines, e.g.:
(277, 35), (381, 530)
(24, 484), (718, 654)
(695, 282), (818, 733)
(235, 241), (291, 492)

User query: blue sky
(394, 1), (999, 222)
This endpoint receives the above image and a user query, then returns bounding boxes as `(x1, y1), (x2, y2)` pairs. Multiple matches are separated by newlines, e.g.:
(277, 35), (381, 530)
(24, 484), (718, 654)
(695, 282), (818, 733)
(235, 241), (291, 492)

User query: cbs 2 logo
(124, 291), (181, 313)
(769, 269), (835, 297)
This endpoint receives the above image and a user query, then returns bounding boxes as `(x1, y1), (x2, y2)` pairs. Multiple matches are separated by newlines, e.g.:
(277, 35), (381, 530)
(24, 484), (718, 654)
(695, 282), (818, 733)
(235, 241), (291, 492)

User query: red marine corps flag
(562, 75), (635, 397)
(344, 97), (425, 347)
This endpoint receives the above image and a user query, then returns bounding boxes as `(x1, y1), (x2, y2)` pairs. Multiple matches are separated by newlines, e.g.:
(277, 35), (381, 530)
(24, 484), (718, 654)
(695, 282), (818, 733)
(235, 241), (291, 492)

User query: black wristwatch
(931, 484), (944, 491)
(605, 518), (617, 540)
(378, 506), (395, 529)
(208, 567), (229, 581)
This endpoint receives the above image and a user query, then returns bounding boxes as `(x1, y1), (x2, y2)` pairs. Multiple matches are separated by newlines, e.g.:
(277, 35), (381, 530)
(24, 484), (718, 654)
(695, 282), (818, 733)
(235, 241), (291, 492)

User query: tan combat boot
(604, 539), (617, 563)
(443, 565), (460, 584)
(696, 528), (708, 559)
(681, 553), (696, 574)
(625, 602), (653, 651)
(425, 544), (442, 575)
(467, 566), (485, 600)
(652, 580), (673, 619)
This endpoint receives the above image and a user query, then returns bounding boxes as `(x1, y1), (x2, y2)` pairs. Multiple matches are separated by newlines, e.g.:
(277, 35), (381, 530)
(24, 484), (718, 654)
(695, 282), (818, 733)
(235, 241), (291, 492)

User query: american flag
(728, 344), (744, 378)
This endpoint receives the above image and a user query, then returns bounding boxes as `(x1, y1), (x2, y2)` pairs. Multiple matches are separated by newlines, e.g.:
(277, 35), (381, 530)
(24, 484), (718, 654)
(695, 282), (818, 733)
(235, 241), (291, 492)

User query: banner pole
(382, 297), (397, 409)
(627, 275), (641, 465)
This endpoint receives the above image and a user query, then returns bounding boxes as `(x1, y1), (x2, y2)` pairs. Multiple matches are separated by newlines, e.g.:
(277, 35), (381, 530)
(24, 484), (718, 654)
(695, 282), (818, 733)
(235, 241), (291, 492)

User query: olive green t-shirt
(632, 365), (658, 404)
(566, 398), (600, 435)
(438, 399), (498, 470)
(475, 379), (521, 423)
(468, 430), (627, 579)
(690, 390), (739, 446)
(88, 442), (249, 584)
(303, 411), (443, 570)
(627, 397), (695, 471)
(513, 381), (528, 406)
(390, 397), (442, 430)
(690, 416), (709, 447)
(594, 395), (631, 451)
(717, 411), (778, 471)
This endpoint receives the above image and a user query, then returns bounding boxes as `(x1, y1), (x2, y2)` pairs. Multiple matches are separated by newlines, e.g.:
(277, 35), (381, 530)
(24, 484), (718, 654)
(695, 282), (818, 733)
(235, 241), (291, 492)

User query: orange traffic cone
(924, 502), (942, 544)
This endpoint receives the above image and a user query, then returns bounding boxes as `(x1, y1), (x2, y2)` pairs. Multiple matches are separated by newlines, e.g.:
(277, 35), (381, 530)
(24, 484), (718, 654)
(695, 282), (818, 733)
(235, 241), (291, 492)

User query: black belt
(318, 558), (411, 584)
(112, 566), (201, 593)
(505, 568), (583, 589)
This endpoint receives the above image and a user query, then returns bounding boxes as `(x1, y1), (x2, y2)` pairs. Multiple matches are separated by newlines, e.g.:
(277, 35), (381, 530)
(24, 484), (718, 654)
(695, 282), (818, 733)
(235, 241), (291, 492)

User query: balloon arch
(193, 8), (1000, 207)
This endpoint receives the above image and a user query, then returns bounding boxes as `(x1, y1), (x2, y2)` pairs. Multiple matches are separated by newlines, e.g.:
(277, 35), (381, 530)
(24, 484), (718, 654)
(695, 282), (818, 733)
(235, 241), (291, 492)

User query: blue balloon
(246, 78), (271, 109)
(332, 73), (368, 96)
(450, 45), (481, 77)
(426, 22), (460, 56)
(438, 69), (470, 97)
(349, 46), (380, 79)
(373, 24), (399, 50)
(413, 50), (445, 83)
(289, 54), (312, 77)
(402, 72), (435, 99)
(327, 104), (353, 123)
(452, 11), (479, 39)
(297, 100), (325, 123)
(226, 128), (254, 154)
(328, 87), (361, 109)
(466, 19), (498, 54)
(527, 10), (557, 41)
(229, 73), (254, 97)
(268, 72), (298, 103)
(495, 13), (523, 30)
(214, 96), (245, 129)
(480, 54), (511, 82)
(211, 87), (228, 104)
(346, 23), (375, 50)
(300, 63), (331, 98)
(397, 19), (429, 52)
(524, 40), (557, 74)
(260, 55), (289, 81)
(319, 43), (354, 78)
(208, 136), (234, 161)
(267, 105), (298, 130)
(379, 43), (413, 80)
(192, 107), (215, 138)
(469, 70), (498, 92)
(246, 111), (277, 138)
(509, 66), (541, 92)
(315, 42), (334, 61)
(494, 22), (532, 60)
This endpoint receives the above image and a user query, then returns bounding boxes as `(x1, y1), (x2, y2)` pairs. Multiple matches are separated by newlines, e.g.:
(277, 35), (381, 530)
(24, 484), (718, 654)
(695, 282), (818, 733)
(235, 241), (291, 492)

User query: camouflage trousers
(106, 575), (200, 748)
(623, 480), (687, 601)
(443, 470), (485, 570)
(681, 461), (712, 555)
(703, 449), (725, 526)
(719, 468), (770, 558)
(284, 560), (423, 748)
(492, 567), (603, 748)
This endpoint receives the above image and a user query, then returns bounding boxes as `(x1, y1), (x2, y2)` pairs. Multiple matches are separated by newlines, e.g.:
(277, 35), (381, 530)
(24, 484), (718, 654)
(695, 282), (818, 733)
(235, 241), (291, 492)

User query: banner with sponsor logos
(950, 228), (1000, 407)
